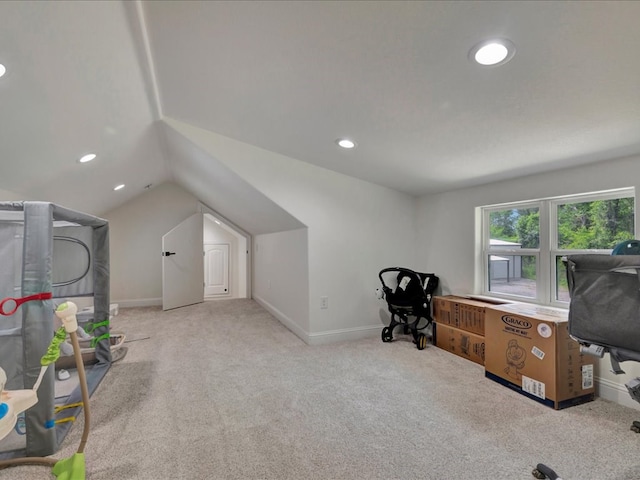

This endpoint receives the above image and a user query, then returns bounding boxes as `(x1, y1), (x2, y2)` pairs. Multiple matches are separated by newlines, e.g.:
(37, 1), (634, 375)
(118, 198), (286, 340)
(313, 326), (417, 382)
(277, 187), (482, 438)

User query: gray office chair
(532, 252), (640, 479)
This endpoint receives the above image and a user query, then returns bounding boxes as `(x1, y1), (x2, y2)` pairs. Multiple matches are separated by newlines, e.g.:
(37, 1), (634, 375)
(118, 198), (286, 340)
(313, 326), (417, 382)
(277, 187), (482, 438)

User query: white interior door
(162, 213), (204, 311)
(204, 244), (229, 296)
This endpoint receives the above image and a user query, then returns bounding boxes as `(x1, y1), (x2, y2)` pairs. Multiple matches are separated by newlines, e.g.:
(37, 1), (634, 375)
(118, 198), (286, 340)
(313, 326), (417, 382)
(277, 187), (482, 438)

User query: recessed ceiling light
(469, 39), (516, 66)
(214, 220), (221, 225)
(0, 64), (6, 78)
(336, 138), (357, 149)
(78, 153), (96, 163)
(113, 184), (125, 191)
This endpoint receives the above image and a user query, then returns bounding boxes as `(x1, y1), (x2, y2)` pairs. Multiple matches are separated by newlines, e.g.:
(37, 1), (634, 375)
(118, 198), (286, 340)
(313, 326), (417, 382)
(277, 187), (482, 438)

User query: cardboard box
(484, 303), (595, 410)
(434, 323), (485, 366)
(433, 295), (506, 335)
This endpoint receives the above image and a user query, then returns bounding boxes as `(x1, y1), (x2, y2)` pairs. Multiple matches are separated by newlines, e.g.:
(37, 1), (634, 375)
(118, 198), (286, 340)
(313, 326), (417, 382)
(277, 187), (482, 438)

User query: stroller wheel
(416, 333), (428, 350)
(381, 327), (393, 343)
(531, 469), (546, 479)
(532, 464), (560, 479)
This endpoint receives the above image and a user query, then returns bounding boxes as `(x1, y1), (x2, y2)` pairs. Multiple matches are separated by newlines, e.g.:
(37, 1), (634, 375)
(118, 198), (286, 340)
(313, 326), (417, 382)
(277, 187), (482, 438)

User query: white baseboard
(113, 297), (162, 308)
(253, 295), (310, 343)
(596, 376), (640, 410)
(307, 324), (381, 346)
(253, 295), (382, 346)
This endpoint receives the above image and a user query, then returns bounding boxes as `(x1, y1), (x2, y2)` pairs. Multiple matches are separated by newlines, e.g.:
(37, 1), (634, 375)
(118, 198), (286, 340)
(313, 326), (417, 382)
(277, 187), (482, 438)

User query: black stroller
(377, 267), (439, 350)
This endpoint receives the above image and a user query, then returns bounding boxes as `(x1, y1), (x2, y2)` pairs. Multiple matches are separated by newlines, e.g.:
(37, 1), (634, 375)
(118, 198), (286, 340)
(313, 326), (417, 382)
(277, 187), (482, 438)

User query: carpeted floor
(2, 298), (640, 479)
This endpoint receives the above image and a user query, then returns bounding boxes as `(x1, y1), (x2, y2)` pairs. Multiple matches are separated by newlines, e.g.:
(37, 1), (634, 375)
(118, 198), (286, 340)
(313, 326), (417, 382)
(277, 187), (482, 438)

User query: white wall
(104, 182), (200, 306)
(0, 187), (32, 202)
(416, 153), (640, 409)
(253, 228), (310, 337)
(165, 118), (418, 343)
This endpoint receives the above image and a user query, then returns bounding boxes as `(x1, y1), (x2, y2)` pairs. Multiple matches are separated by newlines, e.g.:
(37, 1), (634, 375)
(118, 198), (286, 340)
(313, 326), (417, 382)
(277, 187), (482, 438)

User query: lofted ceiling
(1, 1), (639, 220)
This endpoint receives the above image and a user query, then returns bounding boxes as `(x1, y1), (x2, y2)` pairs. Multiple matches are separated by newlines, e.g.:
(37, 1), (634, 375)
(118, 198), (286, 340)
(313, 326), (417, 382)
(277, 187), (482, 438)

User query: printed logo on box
(501, 315), (532, 337)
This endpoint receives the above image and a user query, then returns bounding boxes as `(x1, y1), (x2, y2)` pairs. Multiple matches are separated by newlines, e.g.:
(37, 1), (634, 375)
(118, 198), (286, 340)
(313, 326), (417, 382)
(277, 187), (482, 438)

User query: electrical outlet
(320, 296), (329, 309)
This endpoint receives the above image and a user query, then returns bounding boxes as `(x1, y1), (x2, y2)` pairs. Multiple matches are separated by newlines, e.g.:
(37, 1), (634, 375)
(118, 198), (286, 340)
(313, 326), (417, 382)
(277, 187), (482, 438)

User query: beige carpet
(2, 299), (640, 479)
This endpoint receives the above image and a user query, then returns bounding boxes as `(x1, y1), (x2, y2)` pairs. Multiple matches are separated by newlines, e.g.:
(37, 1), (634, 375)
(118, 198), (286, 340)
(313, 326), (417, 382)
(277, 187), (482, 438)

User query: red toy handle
(0, 292), (52, 316)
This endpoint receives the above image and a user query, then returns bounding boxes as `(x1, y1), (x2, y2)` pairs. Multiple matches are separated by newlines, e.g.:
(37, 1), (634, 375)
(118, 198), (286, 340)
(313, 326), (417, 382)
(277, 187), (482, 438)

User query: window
(480, 188), (635, 306)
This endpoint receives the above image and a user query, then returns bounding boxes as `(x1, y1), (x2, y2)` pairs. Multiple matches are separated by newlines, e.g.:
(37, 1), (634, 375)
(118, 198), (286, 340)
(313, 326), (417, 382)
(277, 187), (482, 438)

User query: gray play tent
(0, 201), (110, 458)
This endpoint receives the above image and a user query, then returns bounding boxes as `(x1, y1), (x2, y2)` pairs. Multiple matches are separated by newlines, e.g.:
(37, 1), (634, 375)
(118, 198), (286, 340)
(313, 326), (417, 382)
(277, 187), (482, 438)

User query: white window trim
(480, 187), (636, 307)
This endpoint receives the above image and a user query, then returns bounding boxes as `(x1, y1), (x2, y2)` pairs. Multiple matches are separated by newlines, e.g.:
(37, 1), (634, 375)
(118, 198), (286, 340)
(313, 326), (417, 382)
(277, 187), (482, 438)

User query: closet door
(162, 213), (204, 311)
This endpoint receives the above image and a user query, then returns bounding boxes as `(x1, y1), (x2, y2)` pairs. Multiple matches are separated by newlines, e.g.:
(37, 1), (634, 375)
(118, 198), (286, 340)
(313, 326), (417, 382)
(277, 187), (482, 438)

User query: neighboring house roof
(490, 239), (522, 247)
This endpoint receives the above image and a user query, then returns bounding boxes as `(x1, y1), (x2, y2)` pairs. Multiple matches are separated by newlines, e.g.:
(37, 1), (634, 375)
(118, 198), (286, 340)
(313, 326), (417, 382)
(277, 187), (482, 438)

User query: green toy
(0, 301), (91, 480)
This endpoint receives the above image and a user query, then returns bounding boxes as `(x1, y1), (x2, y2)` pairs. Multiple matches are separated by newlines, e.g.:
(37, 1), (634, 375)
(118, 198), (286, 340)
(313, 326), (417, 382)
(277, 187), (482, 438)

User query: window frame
(480, 187), (636, 307)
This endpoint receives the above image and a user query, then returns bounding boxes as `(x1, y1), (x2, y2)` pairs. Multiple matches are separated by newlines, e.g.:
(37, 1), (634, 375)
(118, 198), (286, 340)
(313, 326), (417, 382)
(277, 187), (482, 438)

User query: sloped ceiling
(162, 119), (305, 235)
(1, 1), (640, 223)
(0, 1), (170, 215)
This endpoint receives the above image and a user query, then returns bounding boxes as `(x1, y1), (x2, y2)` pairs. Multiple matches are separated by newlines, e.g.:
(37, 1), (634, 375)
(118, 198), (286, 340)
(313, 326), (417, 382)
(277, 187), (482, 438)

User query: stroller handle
(378, 267), (439, 295)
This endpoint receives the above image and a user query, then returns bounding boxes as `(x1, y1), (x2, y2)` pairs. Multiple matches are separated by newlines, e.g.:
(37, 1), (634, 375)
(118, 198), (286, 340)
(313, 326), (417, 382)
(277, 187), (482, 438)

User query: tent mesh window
(0, 202), (111, 458)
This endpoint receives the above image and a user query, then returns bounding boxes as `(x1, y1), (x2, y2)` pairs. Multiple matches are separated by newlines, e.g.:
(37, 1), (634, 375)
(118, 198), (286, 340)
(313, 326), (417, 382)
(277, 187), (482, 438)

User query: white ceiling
(1, 1), (640, 217)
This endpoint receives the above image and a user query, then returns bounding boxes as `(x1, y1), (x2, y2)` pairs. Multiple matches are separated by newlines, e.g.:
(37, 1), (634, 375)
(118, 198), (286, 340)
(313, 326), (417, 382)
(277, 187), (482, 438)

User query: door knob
(162, 251), (176, 256)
